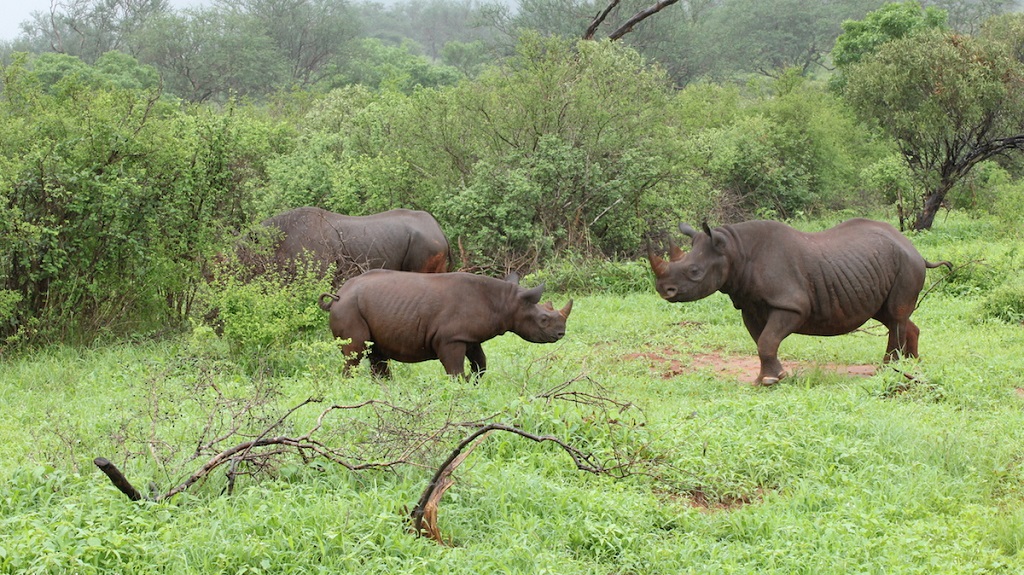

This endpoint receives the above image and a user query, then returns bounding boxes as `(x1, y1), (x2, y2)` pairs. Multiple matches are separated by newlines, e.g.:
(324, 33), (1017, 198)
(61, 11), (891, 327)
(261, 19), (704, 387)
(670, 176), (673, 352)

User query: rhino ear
(520, 284), (544, 304)
(678, 223), (699, 238)
(703, 221), (727, 251)
(504, 272), (521, 285)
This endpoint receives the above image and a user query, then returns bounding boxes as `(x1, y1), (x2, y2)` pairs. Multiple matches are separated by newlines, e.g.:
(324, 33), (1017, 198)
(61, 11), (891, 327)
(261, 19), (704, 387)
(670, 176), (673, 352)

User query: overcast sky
(0, 0), (207, 43)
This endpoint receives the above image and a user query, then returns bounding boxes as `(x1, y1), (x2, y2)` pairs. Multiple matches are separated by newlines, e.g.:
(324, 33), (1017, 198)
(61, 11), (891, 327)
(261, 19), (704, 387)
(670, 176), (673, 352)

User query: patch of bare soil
(624, 348), (876, 383)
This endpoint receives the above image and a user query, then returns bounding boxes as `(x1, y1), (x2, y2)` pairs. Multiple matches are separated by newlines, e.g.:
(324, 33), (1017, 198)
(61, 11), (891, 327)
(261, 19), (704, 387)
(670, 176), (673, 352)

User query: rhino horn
(542, 301), (555, 311)
(668, 234), (686, 262)
(559, 299), (574, 319)
(647, 240), (669, 278)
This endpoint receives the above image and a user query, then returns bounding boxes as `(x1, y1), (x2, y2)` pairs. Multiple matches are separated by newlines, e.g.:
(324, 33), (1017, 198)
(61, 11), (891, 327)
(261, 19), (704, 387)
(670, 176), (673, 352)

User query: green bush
(526, 254), (653, 295)
(199, 265), (332, 370)
(0, 55), (276, 344)
(979, 276), (1024, 324)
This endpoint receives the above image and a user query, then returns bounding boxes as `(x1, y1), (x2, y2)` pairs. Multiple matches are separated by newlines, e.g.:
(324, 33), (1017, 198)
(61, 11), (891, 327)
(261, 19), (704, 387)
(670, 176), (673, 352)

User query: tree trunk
(912, 181), (954, 231)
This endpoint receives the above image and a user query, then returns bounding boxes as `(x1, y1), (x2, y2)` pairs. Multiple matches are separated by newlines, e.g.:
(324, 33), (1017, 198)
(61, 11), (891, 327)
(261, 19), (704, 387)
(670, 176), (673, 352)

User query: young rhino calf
(318, 269), (573, 378)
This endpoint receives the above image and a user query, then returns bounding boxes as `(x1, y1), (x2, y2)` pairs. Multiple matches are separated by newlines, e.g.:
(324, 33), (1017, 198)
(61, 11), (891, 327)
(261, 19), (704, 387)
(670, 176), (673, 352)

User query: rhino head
(648, 222), (730, 303)
(508, 278), (573, 343)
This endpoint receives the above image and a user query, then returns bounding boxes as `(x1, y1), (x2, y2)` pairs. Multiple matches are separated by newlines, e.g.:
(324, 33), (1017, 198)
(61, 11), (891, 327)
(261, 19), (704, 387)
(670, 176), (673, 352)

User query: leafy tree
(19, 0), (169, 62)
(224, 0), (362, 87)
(687, 71), (887, 218)
(691, 0), (879, 78)
(928, 0), (1018, 34)
(331, 38), (464, 91)
(134, 8), (288, 101)
(0, 54), (276, 342)
(30, 51), (160, 92)
(831, 1), (948, 70)
(393, 35), (682, 265)
(842, 20), (1024, 230)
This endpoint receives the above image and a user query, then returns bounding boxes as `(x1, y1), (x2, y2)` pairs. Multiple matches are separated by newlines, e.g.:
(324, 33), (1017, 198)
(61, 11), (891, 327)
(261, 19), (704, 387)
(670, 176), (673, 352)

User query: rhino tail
(318, 292), (340, 311)
(926, 259), (953, 271)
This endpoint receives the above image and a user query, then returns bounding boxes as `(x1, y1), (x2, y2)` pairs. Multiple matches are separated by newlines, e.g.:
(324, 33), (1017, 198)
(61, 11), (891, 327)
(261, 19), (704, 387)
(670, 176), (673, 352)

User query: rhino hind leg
(368, 350), (392, 379)
(883, 319), (920, 362)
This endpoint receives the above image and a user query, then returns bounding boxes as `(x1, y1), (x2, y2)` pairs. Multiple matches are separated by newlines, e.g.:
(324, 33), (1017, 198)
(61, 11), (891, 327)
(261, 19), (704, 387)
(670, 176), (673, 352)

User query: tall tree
(21, 0), (169, 62)
(223, 0), (362, 87)
(134, 9), (288, 101)
(693, 0), (880, 78)
(842, 19), (1024, 230)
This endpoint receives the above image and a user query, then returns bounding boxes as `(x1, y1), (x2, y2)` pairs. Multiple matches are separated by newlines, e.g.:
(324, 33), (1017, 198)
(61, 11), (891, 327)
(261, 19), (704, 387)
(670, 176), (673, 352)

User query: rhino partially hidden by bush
(244, 206), (451, 286)
(318, 270), (572, 378)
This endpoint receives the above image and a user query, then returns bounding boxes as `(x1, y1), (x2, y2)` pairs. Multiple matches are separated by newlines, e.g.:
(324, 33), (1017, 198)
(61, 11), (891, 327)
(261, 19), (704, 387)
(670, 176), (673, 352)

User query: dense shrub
(0, 55), (278, 344)
(526, 253), (654, 295)
(980, 277), (1024, 324)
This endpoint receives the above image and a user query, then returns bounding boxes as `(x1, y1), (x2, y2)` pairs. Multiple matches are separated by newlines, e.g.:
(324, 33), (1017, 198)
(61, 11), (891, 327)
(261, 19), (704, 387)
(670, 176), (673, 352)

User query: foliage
(392, 35), (681, 266)
(831, 1), (949, 70)
(979, 275), (1024, 323)
(330, 39), (464, 92)
(842, 19), (1024, 230)
(0, 55), (276, 344)
(687, 72), (887, 219)
(201, 267), (332, 368)
(696, 0), (880, 77)
(525, 253), (653, 294)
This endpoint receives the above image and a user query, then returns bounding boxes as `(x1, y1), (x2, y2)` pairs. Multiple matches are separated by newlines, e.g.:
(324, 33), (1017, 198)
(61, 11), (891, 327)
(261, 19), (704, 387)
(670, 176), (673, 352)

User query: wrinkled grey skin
(318, 270), (573, 379)
(649, 218), (951, 385)
(253, 207), (450, 286)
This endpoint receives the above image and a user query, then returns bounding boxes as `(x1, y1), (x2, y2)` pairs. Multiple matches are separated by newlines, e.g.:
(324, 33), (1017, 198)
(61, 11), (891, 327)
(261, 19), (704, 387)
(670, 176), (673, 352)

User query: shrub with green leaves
(202, 267), (332, 368)
(526, 253), (653, 295)
(980, 276), (1024, 324)
(0, 54), (278, 344)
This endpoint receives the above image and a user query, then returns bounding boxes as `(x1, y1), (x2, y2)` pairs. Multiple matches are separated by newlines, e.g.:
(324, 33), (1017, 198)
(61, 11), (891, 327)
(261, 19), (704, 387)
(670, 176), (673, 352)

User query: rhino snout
(660, 285), (678, 300)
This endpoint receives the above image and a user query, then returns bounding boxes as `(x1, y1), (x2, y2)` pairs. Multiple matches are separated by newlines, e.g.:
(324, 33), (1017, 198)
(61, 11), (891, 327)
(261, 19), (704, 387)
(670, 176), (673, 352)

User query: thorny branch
(95, 374), (662, 545)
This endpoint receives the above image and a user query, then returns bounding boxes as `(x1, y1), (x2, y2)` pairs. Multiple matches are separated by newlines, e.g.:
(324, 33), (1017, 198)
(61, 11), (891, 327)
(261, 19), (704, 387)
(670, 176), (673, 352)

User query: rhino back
(266, 207), (449, 277)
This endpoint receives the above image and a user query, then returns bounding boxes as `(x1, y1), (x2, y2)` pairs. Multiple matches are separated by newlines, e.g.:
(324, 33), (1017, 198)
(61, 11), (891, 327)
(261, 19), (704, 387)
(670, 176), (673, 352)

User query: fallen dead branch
(94, 373), (660, 546)
(409, 422), (615, 544)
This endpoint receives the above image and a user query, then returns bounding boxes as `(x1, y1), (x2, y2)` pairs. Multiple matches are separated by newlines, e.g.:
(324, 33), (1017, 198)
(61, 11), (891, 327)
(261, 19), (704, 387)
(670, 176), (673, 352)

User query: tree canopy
(842, 15), (1024, 230)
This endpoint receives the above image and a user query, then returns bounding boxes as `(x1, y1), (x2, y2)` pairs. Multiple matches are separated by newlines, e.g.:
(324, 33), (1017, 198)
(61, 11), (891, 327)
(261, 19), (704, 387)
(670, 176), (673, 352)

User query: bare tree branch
(608, 0), (681, 41)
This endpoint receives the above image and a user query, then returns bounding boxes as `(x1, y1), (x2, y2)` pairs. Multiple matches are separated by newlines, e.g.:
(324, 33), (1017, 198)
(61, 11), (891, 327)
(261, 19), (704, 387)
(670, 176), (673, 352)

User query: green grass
(3, 213), (1024, 573)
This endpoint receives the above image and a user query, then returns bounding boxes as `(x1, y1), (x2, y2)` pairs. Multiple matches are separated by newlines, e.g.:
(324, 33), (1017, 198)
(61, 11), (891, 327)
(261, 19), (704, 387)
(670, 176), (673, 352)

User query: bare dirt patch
(625, 348), (876, 384)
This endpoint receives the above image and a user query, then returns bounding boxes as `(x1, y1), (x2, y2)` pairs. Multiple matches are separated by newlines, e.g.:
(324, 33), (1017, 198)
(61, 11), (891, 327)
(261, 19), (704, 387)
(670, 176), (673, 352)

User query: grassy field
(2, 215), (1024, 573)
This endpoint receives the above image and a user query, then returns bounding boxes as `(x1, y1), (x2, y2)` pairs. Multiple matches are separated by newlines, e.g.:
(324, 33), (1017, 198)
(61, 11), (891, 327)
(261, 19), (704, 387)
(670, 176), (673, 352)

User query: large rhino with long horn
(648, 218), (951, 385)
(318, 269), (573, 378)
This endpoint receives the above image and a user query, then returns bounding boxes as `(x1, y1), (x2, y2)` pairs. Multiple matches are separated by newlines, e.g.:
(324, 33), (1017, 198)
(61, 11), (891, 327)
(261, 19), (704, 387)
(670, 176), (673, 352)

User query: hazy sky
(0, 0), (207, 42)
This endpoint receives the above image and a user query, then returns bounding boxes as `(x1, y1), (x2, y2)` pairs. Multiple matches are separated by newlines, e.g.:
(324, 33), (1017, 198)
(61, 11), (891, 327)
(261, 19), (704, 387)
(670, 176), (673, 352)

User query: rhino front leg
(367, 349), (392, 379)
(466, 343), (487, 378)
(437, 342), (469, 378)
(753, 310), (803, 386)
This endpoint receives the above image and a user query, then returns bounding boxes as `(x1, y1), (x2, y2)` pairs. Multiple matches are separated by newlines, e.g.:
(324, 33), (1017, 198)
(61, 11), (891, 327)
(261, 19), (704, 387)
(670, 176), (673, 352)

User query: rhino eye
(539, 315), (550, 327)
(687, 265), (702, 279)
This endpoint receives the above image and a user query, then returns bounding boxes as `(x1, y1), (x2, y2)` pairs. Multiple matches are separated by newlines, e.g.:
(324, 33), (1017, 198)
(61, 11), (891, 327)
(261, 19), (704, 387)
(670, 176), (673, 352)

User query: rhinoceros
(318, 270), (573, 378)
(246, 207), (450, 286)
(648, 218), (951, 385)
